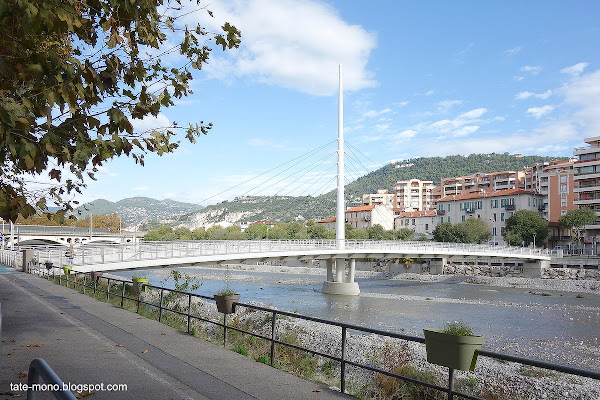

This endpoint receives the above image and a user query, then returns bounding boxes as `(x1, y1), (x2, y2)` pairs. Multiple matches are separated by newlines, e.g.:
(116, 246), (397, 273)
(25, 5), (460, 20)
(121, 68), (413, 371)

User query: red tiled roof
(316, 217), (336, 223)
(346, 205), (375, 212)
(437, 188), (535, 202)
(395, 210), (437, 218)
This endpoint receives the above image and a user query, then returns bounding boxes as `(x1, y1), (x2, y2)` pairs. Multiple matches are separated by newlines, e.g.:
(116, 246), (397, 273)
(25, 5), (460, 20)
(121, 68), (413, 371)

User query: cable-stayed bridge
(9, 240), (552, 295)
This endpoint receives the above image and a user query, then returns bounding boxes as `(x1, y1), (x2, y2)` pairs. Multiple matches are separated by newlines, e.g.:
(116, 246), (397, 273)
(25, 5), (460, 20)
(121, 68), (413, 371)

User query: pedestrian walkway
(0, 265), (21, 274)
(0, 272), (350, 399)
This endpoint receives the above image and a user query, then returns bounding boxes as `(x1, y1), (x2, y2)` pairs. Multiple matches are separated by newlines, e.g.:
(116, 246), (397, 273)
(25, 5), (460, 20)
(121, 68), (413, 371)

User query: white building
(573, 137), (600, 250)
(436, 188), (544, 245)
(362, 190), (395, 208)
(317, 205), (395, 231)
(393, 179), (435, 212)
(394, 210), (437, 238)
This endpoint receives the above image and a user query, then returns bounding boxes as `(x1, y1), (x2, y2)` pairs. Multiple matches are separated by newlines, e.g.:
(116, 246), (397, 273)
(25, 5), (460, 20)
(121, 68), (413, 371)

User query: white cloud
(515, 90), (552, 100)
(393, 101), (410, 107)
(363, 108), (392, 118)
(504, 46), (522, 56)
(564, 69), (600, 135)
(520, 65), (542, 75)
(527, 105), (555, 119)
(394, 130), (417, 140)
(437, 100), (463, 111)
(561, 62), (589, 76)
(247, 138), (298, 150)
(133, 186), (149, 191)
(194, 0), (377, 96)
(95, 165), (117, 177)
(426, 108), (487, 138)
(374, 124), (390, 131)
(425, 90), (435, 96)
(131, 113), (171, 133)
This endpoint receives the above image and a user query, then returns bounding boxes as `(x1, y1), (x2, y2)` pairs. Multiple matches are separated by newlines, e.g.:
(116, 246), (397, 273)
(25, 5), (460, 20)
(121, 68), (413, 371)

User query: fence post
(223, 314), (228, 347)
(121, 281), (126, 308)
(158, 289), (164, 322)
(106, 278), (110, 303)
(83, 273), (86, 295)
(270, 310), (276, 366)
(187, 293), (192, 334)
(341, 326), (347, 394)
(448, 368), (455, 400)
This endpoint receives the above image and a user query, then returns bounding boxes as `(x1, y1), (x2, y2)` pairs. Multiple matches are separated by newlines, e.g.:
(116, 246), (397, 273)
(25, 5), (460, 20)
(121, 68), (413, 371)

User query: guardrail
(37, 266), (600, 400)
(26, 358), (77, 400)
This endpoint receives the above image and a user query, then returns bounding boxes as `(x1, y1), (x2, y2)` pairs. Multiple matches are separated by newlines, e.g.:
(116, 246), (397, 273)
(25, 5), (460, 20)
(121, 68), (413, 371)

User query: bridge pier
(429, 257), (447, 275)
(522, 260), (547, 278)
(322, 258), (360, 295)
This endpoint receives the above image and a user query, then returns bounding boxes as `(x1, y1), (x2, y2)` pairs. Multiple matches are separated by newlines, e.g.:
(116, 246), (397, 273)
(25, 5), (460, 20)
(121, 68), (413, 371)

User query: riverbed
(114, 264), (600, 371)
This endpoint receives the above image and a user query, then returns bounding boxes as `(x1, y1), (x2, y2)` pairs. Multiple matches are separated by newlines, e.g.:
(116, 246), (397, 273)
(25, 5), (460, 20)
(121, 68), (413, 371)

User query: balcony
(437, 209), (446, 215)
(465, 208), (475, 214)
(538, 204), (546, 210)
(504, 204), (516, 210)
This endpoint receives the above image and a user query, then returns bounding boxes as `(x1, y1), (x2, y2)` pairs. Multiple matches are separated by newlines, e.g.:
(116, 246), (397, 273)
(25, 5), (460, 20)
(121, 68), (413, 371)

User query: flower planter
(132, 277), (149, 293)
(62, 266), (72, 275)
(213, 294), (240, 314)
(90, 271), (103, 282)
(423, 328), (484, 371)
(44, 262), (53, 270)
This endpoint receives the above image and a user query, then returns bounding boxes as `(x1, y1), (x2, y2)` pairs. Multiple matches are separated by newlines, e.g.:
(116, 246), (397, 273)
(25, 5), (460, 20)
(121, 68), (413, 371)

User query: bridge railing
(4, 240), (551, 269)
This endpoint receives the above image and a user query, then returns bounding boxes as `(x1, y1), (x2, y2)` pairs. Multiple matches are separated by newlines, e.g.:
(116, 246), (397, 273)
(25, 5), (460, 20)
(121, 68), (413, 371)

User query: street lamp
(532, 233), (537, 249)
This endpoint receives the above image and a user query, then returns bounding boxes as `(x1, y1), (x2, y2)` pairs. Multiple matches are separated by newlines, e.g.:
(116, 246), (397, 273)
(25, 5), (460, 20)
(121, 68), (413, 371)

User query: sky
(64, 0), (600, 207)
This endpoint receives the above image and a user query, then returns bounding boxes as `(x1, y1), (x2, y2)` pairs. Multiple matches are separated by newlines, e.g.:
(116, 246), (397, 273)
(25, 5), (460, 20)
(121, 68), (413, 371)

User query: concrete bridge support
(429, 257), (447, 275)
(522, 260), (548, 278)
(322, 258), (360, 295)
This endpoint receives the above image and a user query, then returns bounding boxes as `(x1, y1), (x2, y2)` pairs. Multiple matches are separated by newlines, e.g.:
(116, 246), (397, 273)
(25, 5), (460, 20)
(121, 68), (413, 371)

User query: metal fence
(26, 358), (77, 400)
(36, 266), (600, 400)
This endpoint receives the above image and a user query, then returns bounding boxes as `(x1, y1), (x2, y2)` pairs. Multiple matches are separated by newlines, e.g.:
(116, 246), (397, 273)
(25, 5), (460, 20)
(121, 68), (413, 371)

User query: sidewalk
(0, 271), (350, 399)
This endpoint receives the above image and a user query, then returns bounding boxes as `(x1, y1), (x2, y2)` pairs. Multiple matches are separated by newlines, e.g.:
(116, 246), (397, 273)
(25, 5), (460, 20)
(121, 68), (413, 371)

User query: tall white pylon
(336, 64), (345, 250)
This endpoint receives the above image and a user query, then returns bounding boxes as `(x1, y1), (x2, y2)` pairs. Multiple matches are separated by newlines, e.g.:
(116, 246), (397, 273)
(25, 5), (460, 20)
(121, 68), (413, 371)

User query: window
(560, 184), (567, 192)
(412, 219), (416, 225)
(561, 193), (567, 199)
(560, 176), (567, 183)
(425, 224), (429, 231)
(462, 215), (465, 222)
(562, 201), (567, 207)
(447, 217), (451, 223)
(447, 204), (451, 212)
(501, 227), (505, 234)
(501, 212), (505, 221)
(493, 227), (497, 236)
(528, 198), (531, 206)
(440, 217), (444, 223)
(561, 210), (567, 216)
(493, 213), (497, 221)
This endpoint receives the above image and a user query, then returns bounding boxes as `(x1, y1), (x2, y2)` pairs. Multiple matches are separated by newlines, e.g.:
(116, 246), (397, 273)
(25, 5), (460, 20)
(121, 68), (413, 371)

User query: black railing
(38, 267), (600, 400)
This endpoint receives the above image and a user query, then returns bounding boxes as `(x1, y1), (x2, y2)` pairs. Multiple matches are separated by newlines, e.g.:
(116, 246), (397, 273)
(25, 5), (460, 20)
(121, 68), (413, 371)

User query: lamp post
(532, 233), (537, 249)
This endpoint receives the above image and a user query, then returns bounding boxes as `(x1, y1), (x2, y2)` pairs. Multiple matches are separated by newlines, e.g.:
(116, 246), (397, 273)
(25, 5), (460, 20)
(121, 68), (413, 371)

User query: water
(115, 266), (600, 369)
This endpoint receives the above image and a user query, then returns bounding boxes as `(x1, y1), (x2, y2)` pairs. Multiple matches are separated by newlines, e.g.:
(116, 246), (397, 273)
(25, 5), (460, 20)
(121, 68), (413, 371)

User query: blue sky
(67, 0), (600, 206)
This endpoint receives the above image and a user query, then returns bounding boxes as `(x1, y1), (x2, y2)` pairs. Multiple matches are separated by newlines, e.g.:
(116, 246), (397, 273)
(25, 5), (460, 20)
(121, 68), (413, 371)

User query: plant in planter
(62, 265), (72, 275)
(132, 274), (149, 293)
(423, 321), (484, 371)
(44, 260), (53, 270)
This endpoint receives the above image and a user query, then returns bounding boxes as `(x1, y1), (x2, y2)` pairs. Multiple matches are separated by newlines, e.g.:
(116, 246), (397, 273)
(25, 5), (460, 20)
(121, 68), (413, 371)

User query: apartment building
(573, 137), (600, 248)
(523, 160), (577, 248)
(440, 171), (525, 197)
(436, 189), (544, 245)
(393, 179), (435, 212)
(362, 190), (396, 208)
(394, 210), (437, 238)
(316, 205), (395, 231)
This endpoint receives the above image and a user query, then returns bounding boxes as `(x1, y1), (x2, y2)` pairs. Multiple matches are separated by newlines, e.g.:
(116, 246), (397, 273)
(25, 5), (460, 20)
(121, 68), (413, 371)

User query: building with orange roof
(573, 137), (600, 253)
(436, 188), (544, 245)
(316, 204), (395, 231)
(362, 189), (395, 208)
(394, 209), (437, 238)
(440, 171), (526, 197)
(393, 179), (435, 212)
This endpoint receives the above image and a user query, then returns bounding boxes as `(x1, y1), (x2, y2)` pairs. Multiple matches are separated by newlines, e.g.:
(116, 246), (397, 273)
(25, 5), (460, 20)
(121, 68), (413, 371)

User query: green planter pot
(213, 294), (240, 314)
(423, 328), (484, 371)
(132, 277), (149, 293)
(62, 266), (72, 275)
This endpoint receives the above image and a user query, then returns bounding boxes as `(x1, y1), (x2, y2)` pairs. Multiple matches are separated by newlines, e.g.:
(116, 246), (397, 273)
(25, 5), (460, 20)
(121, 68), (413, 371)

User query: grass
(442, 321), (475, 336)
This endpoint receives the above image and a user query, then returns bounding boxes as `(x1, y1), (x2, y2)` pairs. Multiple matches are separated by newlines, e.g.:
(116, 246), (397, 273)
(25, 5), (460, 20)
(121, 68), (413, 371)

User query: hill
(179, 153), (565, 226)
(76, 153), (567, 227)
(73, 197), (204, 225)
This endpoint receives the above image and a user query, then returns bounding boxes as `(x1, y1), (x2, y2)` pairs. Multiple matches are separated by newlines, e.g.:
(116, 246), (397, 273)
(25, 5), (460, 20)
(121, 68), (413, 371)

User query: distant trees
(503, 210), (549, 247)
(14, 212), (124, 233)
(143, 222), (410, 241)
(433, 218), (491, 244)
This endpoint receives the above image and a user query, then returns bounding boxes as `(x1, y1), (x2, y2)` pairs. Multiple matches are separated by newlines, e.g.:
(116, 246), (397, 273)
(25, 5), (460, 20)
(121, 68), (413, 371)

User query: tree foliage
(433, 218), (491, 244)
(503, 210), (549, 247)
(0, 0), (240, 222)
(14, 211), (123, 232)
(558, 207), (597, 249)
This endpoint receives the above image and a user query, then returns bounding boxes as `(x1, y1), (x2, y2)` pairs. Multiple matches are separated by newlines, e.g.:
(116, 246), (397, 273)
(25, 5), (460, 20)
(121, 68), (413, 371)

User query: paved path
(0, 271), (350, 399)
